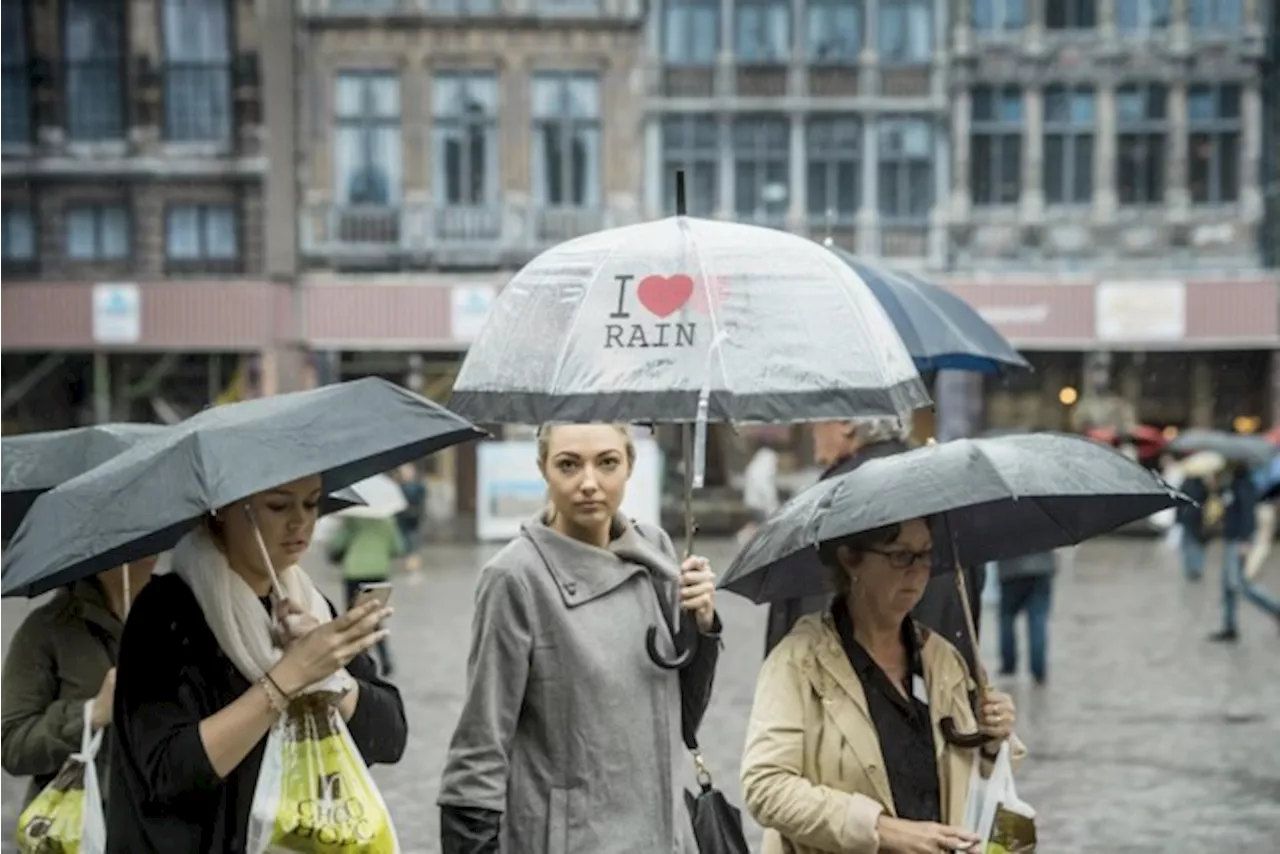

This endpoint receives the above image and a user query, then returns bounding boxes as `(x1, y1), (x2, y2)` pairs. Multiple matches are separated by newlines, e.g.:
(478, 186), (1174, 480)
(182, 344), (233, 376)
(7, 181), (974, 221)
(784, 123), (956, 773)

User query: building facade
(948, 0), (1279, 432)
(643, 0), (952, 266)
(1, 0), (276, 430)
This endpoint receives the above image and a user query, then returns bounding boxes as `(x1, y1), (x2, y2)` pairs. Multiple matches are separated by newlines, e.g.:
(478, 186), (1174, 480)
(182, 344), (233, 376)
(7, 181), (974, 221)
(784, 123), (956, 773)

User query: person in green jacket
(1, 559), (157, 806)
(328, 515), (404, 676)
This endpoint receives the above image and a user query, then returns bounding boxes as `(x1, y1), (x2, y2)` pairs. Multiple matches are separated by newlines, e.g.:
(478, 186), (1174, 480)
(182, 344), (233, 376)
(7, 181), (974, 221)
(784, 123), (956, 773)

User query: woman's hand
(978, 690), (1017, 741)
(89, 668), (116, 731)
(679, 556), (716, 633)
(272, 598), (321, 649)
(269, 599), (391, 696)
(876, 815), (979, 853)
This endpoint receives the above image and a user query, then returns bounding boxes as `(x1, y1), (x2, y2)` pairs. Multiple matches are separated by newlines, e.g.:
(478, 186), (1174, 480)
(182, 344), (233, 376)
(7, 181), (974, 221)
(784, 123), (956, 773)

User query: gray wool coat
(438, 516), (721, 854)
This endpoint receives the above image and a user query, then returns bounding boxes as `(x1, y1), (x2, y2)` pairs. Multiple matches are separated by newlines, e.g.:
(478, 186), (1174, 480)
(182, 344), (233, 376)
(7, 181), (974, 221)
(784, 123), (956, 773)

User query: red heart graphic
(636, 274), (694, 318)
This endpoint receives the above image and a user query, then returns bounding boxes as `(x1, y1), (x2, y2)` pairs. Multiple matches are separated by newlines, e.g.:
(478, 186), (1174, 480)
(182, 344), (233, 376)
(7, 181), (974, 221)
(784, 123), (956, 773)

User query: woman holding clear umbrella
(438, 423), (721, 853)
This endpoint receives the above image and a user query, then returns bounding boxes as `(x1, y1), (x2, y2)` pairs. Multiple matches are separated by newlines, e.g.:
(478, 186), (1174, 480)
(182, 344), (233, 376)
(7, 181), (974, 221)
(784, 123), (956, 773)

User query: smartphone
(353, 582), (394, 610)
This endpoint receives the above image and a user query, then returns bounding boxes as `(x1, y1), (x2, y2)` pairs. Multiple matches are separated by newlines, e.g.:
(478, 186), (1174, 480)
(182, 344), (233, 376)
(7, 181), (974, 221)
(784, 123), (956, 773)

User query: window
(2, 0), (30, 146)
(663, 0), (718, 65)
(161, 0), (232, 143)
(334, 72), (402, 206)
(736, 0), (790, 64)
(64, 0), (126, 140)
(1115, 0), (1170, 32)
(433, 72), (498, 206)
(878, 0), (932, 64)
(1045, 0), (1095, 29)
(532, 73), (601, 207)
(1188, 0), (1242, 31)
(1043, 85), (1094, 205)
(733, 116), (789, 224)
(807, 0), (862, 64)
(1188, 84), (1240, 205)
(65, 204), (130, 260)
(807, 116), (861, 220)
(2, 205), (36, 262)
(877, 117), (933, 220)
(662, 115), (719, 216)
(1116, 83), (1166, 205)
(166, 204), (238, 263)
(972, 0), (1027, 31)
(970, 86), (1022, 206)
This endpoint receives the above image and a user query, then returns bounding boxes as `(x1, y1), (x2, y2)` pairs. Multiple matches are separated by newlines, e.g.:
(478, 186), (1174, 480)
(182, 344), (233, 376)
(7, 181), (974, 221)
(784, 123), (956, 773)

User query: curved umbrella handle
(645, 611), (698, 670)
(939, 716), (995, 749)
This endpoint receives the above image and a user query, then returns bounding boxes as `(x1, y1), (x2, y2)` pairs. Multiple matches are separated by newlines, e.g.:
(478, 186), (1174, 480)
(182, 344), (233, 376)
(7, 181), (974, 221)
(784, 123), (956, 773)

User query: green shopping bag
(15, 701), (106, 854)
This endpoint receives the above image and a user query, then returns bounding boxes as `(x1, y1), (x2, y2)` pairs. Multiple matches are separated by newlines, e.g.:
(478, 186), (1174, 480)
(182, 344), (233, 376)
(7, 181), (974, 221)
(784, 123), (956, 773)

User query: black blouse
(106, 574), (407, 853)
(831, 604), (942, 823)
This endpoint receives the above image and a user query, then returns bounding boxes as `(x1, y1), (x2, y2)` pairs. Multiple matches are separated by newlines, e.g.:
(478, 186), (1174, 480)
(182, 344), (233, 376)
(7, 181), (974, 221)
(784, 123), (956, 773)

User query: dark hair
(818, 516), (937, 597)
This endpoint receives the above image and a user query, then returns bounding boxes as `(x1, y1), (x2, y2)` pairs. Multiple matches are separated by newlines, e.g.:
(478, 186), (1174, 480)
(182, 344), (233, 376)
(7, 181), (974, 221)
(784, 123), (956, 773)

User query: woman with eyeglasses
(741, 517), (1024, 854)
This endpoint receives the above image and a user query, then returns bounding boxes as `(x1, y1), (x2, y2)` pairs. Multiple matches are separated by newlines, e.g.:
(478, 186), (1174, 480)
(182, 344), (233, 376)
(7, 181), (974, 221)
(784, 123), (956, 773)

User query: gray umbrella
(2, 378), (485, 597)
(449, 215), (929, 425)
(1, 423), (367, 542)
(721, 433), (1188, 605)
(1167, 429), (1276, 468)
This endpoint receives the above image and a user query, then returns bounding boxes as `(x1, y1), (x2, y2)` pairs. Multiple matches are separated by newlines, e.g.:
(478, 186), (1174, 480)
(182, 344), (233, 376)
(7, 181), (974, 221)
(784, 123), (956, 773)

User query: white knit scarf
(171, 525), (353, 694)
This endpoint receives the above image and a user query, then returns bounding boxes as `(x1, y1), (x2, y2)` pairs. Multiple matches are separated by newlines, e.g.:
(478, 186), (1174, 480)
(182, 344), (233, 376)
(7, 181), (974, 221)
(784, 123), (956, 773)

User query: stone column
(644, 117), (662, 218)
(1021, 87), (1045, 221)
(951, 87), (973, 219)
(934, 371), (985, 441)
(717, 117), (735, 218)
(1166, 80), (1190, 216)
(787, 112), (808, 230)
(717, 0), (736, 98)
(929, 120), (950, 268)
(1241, 79), (1263, 220)
(857, 116), (881, 255)
(1190, 353), (1215, 429)
(1094, 82), (1118, 222)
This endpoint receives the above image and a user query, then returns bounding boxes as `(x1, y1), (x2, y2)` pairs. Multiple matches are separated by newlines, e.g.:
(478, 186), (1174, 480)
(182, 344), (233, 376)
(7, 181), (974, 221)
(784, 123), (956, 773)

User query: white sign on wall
(92, 283), (141, 344)
(1096, 281), (1185, 342)
(451, 284), (496, 343)
(476, 438), (664, 542)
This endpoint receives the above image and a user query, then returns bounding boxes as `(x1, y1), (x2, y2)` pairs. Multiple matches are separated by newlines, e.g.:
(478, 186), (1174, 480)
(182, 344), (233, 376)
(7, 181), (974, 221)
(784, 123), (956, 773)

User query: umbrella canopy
(1167, 430), (1276, 468)
(1, 423), (168, 541)
(0, 423), (367, 541)
(827, 247), (1030, 375)
(338, 474), (408, 519)
(1256, 455), (1280, 501)
(2, 378), (484, 597)
(720, 433), (1187, 604)
(449, 216), (930, 425)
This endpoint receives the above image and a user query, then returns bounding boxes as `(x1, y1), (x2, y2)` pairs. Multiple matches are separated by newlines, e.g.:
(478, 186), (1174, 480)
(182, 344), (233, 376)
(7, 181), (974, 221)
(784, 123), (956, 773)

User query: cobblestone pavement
(4, 537), (1279, 852)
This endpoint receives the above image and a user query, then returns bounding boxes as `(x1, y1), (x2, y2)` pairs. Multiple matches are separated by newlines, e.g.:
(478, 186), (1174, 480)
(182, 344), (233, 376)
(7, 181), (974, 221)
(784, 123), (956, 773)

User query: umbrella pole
(244, 505), (287, 602)
(939, 522), (994, 749)
(121, 563), (130, 620)
(644, 421), (698, 670)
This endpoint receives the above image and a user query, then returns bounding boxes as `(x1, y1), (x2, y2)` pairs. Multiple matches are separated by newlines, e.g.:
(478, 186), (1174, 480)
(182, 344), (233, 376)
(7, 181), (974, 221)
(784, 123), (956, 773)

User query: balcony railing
(301, 201), (626, 267)
(298, 0), (641, 20)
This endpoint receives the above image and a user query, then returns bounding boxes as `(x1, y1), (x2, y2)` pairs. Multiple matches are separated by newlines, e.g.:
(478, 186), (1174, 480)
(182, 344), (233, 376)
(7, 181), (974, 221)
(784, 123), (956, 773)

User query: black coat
(763, 439), (987, 677)
(106, 574), (407, 853)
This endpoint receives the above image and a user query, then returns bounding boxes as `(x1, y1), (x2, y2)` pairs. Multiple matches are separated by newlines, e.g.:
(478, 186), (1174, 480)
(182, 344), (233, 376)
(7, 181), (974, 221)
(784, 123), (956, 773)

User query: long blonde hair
(536, 423), (637, 523)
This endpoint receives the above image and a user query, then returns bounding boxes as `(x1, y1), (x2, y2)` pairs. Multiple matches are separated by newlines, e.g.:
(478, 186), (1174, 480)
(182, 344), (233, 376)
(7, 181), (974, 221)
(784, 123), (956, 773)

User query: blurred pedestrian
(738, 441), (780, 545)
(1, 559), (157, 807)
(438, 424), (721, 853)
(1175, 451), (1226, 582)
(394, 463), (426, 572)
(1211, 463), (1280, 641)
(328, 514), (405, 676)
(742, 517), (1022, 854)
(995, 550), (1057, 685)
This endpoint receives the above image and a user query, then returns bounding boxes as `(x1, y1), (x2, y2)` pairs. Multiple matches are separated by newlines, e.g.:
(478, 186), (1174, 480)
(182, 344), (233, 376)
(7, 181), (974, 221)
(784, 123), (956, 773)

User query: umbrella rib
(680, 218), (736, 414)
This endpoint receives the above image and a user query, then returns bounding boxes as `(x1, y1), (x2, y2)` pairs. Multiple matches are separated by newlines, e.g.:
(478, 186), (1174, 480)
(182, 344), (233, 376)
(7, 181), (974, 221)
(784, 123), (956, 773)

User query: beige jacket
(741, 613), (1025, 854)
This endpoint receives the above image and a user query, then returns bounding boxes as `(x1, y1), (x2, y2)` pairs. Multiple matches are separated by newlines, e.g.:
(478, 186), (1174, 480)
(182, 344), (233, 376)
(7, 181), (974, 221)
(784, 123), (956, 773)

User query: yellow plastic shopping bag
(247, 692), (399, 854)
(15, 700), (106, 854)
(963, 741), (1037, 854)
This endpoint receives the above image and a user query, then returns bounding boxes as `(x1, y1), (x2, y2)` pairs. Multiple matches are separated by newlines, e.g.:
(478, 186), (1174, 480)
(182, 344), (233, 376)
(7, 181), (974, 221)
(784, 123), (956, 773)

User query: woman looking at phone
(106, 475), (407, 853)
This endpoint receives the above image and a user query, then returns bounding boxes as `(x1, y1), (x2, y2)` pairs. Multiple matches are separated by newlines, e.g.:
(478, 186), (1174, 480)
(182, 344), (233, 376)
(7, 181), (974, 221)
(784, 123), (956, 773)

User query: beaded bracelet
(259, 675), (289, 714)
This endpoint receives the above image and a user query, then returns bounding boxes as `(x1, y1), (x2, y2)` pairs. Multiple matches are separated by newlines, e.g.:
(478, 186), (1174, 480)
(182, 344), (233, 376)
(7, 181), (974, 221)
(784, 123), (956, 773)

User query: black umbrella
(1167, 429), (1276, 469)
(2, 378), (485, 597)
(827, 247), (1031, 375)
(720, 433), (1188, 744)
(1, 423), (367, 544)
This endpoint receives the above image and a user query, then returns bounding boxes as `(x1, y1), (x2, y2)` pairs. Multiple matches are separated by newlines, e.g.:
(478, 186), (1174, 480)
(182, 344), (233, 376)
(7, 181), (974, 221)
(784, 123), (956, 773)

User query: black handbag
(680, 692), (749, 854)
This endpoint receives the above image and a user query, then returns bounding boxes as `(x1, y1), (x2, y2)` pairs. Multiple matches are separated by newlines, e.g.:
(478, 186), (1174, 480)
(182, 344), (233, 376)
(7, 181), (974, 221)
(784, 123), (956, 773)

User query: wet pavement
(3, 536), (1278, 852)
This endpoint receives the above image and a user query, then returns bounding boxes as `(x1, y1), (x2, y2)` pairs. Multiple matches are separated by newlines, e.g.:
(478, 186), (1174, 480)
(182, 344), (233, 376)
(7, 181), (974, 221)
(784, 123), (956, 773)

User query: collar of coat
(58, 578), (122, 638)
(792, 611), (977, 810)
(521, 514), (682, 608)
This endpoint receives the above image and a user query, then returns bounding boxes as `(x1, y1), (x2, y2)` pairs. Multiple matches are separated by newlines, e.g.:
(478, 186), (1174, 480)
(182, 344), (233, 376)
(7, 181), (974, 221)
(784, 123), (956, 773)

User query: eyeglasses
(865, 548), (932, 570)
